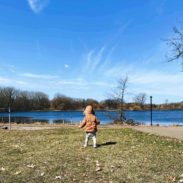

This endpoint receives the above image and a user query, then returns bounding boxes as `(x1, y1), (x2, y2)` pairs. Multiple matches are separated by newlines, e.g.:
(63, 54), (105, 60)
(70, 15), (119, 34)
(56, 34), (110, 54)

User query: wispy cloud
(6, 64), (16, 72)
(156, 0), (167, 15)
(108, 20), (132, 46)
(27, 0), (50, 13)
(56, 78), (87, 87)
(81, 21), (132, 77)
(131, 71), (183, 85)
(0, 76), (27, 86)
(55, 78), (113, 88)
(90, 81), (114, 88)
(104, 63), (134, 79)
(0, 76), (13, 84)
(79, 37), (183, 102)
(0, 64), (16, 73)
(81, 47), (130, 88)
(84, 46), (105, 74)
(21, 73), (58, 79)
(128, 70), (183, 103)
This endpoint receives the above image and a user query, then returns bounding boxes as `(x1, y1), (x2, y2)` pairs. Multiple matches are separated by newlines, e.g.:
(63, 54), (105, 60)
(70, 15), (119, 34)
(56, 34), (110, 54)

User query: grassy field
(0, 126), (183, 183)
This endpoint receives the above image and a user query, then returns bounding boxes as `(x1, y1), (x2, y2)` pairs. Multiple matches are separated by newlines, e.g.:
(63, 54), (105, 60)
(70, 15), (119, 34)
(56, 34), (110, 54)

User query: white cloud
(27, 0), (49, 13)
(64, 64), (69, 68)
(21, 73), (58, 79)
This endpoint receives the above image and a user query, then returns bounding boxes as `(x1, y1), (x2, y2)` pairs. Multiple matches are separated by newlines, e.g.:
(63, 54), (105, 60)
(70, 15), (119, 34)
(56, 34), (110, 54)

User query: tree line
(0, 87), (50, 111)
(0, 86), (182, 112)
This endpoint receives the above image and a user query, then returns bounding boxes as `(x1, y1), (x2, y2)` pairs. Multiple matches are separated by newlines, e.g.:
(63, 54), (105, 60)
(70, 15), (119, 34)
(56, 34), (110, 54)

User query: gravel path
(132, 126), (183, 140)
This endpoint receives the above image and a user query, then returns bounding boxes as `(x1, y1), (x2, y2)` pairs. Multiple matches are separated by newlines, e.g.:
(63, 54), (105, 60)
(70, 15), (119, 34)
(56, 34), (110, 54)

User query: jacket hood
(84, 105), (93, 114)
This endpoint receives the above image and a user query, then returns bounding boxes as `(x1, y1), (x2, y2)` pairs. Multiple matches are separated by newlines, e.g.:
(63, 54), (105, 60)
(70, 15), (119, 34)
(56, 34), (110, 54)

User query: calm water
(0, 110), (183, 126)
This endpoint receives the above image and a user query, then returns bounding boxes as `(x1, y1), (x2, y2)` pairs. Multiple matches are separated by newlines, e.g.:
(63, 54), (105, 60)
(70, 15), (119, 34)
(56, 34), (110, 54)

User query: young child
(79, 105), (100, 148)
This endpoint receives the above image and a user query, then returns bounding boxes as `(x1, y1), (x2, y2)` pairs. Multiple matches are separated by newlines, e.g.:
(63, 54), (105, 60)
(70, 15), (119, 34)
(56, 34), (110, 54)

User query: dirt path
(132, 126), (183, 140)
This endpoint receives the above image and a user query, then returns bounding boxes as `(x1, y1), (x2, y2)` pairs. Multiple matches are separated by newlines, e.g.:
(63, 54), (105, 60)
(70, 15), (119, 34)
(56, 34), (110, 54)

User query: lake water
(0, 110), (183, 126)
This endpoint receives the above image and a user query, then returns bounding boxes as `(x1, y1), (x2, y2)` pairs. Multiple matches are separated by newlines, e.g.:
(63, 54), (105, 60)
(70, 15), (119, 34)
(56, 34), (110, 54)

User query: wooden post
(150, 96), (152, 126)
(9, 107), (11, 130)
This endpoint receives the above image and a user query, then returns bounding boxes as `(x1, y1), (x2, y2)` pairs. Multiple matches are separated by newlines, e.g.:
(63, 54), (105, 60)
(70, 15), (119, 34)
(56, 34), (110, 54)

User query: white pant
(84, 132), (97, 148)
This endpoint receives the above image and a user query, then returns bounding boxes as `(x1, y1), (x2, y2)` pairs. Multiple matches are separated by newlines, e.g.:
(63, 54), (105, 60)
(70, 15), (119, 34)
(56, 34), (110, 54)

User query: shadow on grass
(97, 141), (117, 147)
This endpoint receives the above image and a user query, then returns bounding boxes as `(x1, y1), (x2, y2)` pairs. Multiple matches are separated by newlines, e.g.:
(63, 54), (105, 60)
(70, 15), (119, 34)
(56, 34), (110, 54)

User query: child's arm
(96, 117), (100, 125)
(78, 118), (86, 128)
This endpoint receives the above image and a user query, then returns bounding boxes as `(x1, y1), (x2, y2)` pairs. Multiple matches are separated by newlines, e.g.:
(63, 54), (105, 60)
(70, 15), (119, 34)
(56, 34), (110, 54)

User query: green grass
(0, 127), (183, 183)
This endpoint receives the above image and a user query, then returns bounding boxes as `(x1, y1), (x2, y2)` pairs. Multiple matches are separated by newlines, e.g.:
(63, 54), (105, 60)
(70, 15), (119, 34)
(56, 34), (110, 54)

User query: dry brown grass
(0, 126), (183, 182)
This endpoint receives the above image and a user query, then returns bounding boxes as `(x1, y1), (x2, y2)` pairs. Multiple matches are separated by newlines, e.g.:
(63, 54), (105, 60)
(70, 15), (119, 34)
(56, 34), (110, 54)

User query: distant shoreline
(1, 109), (183, 113)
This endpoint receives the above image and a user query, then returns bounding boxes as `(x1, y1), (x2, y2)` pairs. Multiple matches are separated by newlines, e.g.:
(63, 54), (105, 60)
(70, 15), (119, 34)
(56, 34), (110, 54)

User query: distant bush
(132, 105), (142, 111)
(112, 119), (142, 126)
(125, 119), (142, 126)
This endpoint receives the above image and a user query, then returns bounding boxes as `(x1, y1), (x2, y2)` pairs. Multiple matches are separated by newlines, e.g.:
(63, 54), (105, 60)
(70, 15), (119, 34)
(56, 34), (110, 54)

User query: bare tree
(166, 26), (183, 66)
(134, 93), (147, 110)
(14, 91), (30, 111)
(109, 75), (128, 123)
(0, 87), (18, 109)
(51, 94), (75, 110)
(33, 92), (50, 110)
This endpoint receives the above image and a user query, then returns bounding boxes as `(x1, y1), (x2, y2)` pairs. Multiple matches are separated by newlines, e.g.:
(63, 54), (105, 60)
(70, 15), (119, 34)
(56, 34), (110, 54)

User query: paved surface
(132, 126), (183, 140)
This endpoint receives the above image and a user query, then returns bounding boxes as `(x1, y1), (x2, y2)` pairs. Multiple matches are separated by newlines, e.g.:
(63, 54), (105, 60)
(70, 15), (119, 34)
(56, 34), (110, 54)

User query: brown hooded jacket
(79, 105), (100, 133)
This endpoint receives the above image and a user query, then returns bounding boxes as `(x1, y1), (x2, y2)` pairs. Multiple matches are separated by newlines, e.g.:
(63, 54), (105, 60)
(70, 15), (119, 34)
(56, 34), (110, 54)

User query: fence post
(150, 96), (152, 126)
(9, 107), (11, 130)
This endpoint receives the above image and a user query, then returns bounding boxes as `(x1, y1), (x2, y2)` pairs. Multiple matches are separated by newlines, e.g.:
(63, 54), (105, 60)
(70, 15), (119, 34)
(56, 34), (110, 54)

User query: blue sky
(0, 0), (183, 103)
